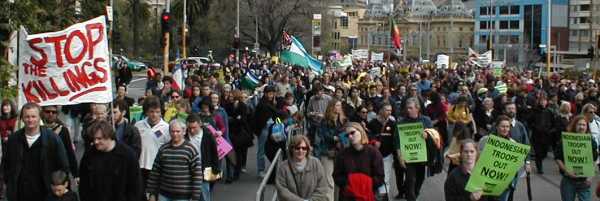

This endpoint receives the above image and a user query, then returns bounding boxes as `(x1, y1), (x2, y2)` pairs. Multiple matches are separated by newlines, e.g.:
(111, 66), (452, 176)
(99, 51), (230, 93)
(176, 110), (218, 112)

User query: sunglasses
(294, 146), (308, 151)
(44, 110), (57, 114)
(171, 95), (180, 99)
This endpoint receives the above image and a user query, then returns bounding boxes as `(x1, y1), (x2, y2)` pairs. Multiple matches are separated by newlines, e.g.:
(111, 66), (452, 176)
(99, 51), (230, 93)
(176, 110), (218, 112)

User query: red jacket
(0, 117), (16, 141)
(345, 173), (375, 201)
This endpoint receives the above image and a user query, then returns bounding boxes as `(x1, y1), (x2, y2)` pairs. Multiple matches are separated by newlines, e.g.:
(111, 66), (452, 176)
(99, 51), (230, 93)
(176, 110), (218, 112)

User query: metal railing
(256, 149), (284, 201)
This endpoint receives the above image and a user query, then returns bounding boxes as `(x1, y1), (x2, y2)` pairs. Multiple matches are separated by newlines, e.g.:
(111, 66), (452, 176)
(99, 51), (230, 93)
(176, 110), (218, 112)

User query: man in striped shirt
(147, 120), (203, 201)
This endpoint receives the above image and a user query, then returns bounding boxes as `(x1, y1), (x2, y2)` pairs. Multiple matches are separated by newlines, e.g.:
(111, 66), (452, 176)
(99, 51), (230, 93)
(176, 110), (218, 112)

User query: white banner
(436, 54), (450, 69)
(352, 49), (369, 60)
(371, 52), (384, 62)
(18, 16), (112, 108)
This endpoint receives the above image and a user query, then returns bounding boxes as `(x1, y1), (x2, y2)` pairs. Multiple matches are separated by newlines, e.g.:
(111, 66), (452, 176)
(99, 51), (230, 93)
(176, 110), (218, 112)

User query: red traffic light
(162, 14), (170, 21)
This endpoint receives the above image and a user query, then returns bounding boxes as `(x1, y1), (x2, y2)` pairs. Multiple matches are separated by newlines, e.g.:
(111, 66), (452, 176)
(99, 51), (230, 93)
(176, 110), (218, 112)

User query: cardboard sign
(397, 122), (427, 163)
(466, 135), (530, 196)
(17, 16), (112, 108)
(562, 132), (595, 177)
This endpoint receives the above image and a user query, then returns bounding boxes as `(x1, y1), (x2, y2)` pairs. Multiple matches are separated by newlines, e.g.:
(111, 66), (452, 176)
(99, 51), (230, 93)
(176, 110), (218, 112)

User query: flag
(390, 18), (402, 50)
(495, 81), (508, 94)
(172, 64), (185, 91)
(281, 33), (324, 75)
(240, 71), (260, 90)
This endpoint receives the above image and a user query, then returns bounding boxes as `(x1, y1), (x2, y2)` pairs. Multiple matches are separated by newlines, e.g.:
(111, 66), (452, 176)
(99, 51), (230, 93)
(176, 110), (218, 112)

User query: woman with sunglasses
(333, 122), (384, 201)
(275, 135), (330, 201)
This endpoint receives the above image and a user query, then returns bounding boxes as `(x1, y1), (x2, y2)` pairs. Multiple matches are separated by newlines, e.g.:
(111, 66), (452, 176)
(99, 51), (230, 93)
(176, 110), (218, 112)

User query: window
(334, 20), (338, 29)
(459, 39), (463, 47)
(500, 6), (509, 15)
(480, 21), (487, 29)
(581, 5), (590, 11)
(500, 21), (509, 29)
(571, 30), (578, 36)
(510, 21), (519, 29)
(459, 27), (464, 31)
(341, 17), (348, 28)
(510, 35), (519, 44)
(480, 35), (488, 43)
(348, 12), (357, 17)
(510, 6), (519, 15)
(480, 7), (489, 15)
(581, 17), (590, 23)
(581, 30), (589, 37)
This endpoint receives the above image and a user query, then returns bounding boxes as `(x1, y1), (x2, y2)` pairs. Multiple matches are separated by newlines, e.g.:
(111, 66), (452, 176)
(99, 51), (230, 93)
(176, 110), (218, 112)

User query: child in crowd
(47, 170), (79, 201)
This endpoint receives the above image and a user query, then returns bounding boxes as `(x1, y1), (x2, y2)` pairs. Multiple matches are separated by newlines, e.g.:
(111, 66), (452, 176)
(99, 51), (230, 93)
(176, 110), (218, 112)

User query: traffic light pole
(164, 32), (170, 75)
(182, 0), (187, 58)
(546, 0), (552, 78)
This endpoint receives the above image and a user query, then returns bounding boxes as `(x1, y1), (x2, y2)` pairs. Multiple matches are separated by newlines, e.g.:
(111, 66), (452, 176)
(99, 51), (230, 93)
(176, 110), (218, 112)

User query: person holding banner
(2, 103), (69, 201)
(478, 115), (531, 201)
(41, 105), (79, 180)
(554, 115), (597, 201)
(333, 122), (384, 201)
(396, 98), (433, 201)
(444, 139), (480, 201)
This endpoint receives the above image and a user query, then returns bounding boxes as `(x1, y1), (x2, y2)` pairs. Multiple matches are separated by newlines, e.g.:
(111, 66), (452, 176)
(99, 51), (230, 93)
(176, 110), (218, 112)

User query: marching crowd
(2, 56), (600, 201)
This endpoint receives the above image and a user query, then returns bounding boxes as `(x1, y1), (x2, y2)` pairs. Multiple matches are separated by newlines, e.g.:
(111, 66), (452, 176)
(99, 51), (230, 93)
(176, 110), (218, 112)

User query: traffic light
(588, 47), (594, 59)
(161, 11), (172, 33)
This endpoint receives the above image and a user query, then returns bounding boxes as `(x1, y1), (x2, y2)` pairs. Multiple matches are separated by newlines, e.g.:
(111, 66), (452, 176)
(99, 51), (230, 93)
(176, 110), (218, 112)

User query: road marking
(129, 77), (147, 85)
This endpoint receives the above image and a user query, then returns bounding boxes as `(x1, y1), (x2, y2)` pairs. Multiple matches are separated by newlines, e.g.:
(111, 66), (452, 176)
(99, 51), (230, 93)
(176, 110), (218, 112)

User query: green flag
(465, 135), (530, 196)
(562, 132), (595, 177)
(397, 122), (427, 163)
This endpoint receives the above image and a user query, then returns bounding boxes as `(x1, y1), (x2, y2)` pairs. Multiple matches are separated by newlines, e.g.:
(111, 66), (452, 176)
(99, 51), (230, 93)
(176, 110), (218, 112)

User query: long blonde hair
(324, 99), (347, 127)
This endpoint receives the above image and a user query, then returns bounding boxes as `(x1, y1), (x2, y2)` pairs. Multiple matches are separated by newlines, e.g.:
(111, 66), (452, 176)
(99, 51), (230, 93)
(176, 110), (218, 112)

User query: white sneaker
(257, 171), (266, 179)
(241, 168), (247, 173)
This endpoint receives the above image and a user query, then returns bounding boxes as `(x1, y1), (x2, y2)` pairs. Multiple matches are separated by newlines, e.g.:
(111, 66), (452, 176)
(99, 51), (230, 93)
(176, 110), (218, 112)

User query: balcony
(570, 11), (591, 18)
(569, 0), (591, 5)
(570, 23), (591, 29)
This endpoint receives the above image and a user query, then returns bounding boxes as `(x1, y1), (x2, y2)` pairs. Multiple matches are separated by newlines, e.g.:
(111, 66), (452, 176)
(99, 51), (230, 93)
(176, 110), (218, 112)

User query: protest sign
(562, 132), (595, 177)
(129, 105), (143, 122)
(436, 54), (449, 69)
(371, 52), (384, 62)
(352, 49), (369, 60)
(466, 135), (530, 196)
(397, 122), (427, 163)
(17, 16), (112, 108)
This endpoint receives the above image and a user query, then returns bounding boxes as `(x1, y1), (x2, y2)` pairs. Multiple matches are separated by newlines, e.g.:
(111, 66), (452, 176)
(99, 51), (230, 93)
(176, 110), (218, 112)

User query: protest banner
(397, 122), (427, 163)
(466, 135), (530, 196)
(352, 49), (369, 60)
(129, 105), (143, 122)
(371, 52), (384, 62)
(562, 132), (595, 177)
(17, 16), (112, 108)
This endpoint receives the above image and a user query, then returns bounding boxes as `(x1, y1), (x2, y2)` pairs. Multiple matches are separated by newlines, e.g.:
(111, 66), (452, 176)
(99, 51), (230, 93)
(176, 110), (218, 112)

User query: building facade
(568, 0), (600, 53)
(473, 0), (568, 66)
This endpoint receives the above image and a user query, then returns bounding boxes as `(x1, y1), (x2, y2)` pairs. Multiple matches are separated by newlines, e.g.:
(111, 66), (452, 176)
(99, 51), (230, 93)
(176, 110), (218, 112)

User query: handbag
(270, 118), (286, 142)
(203, 167), (222, 182)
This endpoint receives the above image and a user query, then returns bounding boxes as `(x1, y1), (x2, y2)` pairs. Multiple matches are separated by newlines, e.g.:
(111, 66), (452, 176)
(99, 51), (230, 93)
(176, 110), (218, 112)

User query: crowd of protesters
(3, 54), (600, 201)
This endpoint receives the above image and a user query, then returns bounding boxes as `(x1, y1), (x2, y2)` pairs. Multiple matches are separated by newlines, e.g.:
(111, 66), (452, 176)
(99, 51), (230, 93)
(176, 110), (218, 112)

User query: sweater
(333, 145), (384, 201)
(275, 157), (330, 201)
(444, 167), (471, 201)
(146, 141), (203, 200)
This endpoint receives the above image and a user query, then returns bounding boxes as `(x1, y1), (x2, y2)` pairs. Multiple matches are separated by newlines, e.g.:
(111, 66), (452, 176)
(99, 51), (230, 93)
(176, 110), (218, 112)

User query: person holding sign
(444, 139), (479, 201)
(554, 115), (598, 201)
(476, 115), (531, 201)
(333, 122), (384, 201)
(396, 98), (433, 201)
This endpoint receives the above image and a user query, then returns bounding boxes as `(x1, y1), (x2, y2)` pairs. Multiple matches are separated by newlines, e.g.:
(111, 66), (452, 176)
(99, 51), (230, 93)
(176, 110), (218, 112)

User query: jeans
(379, 155), (394, 194)
(158, 194), (190, 201)
(256, 127), (269, 174)
(202, 182), (211, 201)
(560, 177), (591, 201)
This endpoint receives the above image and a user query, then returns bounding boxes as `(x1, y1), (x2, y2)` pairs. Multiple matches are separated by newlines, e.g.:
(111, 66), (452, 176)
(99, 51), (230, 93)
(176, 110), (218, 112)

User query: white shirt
(135, 118), (170, 170)
(26, 133), (40, 147)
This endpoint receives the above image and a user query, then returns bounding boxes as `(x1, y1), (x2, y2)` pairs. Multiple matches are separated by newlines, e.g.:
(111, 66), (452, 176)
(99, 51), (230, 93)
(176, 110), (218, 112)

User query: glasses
(294, 146), (308, 151)
(171, 95), (180, 99)
(44, 110), (57, 114)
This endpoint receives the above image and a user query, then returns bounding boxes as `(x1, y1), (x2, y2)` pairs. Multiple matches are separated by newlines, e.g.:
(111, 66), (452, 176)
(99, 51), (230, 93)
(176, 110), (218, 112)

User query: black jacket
(225, 102), (254, 148)
(252, 98), (285, 135)
(46, 123), (79, 177)
(79, 142), (142, 201)
(186, 127), (220, 174)
(2, 128), (69, 201)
